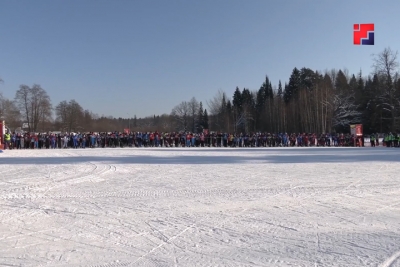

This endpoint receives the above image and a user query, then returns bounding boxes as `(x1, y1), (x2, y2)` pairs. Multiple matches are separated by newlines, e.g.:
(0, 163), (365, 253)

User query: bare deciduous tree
(372, 47), (400, 130)
(0, 98), (21, 129)
(207, 89), (225, 115)
(372, 47), (399, 85)
(14, 84), (52, 132)
(0, 92), (4, 119)
(171, 101), (190, 131)
(1, 87), (22, 129)
(55, 99), (84, 132)
(158, 114), (173, 131)
(188, 97), (199, 132)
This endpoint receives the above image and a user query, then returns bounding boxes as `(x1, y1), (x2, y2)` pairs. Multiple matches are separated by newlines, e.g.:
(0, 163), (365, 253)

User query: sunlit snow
(0, 147), (400, 267)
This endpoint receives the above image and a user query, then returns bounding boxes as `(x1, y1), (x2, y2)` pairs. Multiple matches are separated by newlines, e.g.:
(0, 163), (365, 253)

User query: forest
(1, 47), (399, 134)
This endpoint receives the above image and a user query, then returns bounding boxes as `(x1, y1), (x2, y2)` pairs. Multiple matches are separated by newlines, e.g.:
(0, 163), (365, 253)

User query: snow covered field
(0, 147), (400, 267)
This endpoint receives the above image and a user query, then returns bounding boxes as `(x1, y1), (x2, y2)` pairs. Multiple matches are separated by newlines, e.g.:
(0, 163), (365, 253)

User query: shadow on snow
(0, 147), (400, 165)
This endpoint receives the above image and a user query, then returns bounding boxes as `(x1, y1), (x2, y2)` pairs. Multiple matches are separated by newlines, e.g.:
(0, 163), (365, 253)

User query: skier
(4, 131), (11, 150)
(370, 134), (375, 147)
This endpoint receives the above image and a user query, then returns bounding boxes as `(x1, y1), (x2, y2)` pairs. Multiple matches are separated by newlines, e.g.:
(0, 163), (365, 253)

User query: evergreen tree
(226, 100), (232, 132)
(283, 83), (290, 103)
(221, 92), (227, 113)
(219, 93), (227, 131)
(284, 68), (301, 103)
(370, 74), (385, 132)
(256, 86), (265, 114)
(355, 70), (366, 121)
(349, 74), (358, 93)
(232, 86), (243, 111)
(300, 68), (317, 91)
(277, 80), (283, 98)
(268, 82), (274, 99)
(203, 109), (209, 129)
(262, 76), (270, 100)
(232, 87), (243, 132)
(241, 88), (255, 131)
(335, 70), (349, 93)
(133, 115), (137, 127)
(197, 101), (204, 132)
(363, 76), (375, 132)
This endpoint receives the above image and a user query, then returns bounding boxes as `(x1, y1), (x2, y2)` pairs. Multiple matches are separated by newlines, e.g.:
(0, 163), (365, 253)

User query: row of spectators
(2, 131), (399, 149)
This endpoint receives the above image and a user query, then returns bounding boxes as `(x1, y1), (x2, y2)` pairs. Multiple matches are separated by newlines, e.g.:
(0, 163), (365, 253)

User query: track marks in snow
(1, 148), (400, 266)
(0, 163), (118, 196)
(131, 223), (196, 266)
(380, 250), (400, 267)
(54, 162), (116, 186)
(1, 183), (397, 201)
(87, 260), (131, 267)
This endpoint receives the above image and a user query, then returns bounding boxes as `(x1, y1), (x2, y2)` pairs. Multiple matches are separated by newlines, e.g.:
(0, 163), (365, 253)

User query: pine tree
(197, 101), (204, 132)
(335, 70), (349, 93)
(268, 82), (274, 99)
(256, 86), (265, 114)
(284, 68), (301, 103)
(221, 93), (227, 113)
(283, 83), (290, 103)
(232, 87), (243, 132)
(355, 70), (366, 120)
(133, 115), (137, 127)
(299, 68), (317, 91)
(226, 100), (232, 132)
(263, 76), (270, 99)
(232, 87), (243, 111)
(203, 109), (209, 129)
(241, 88), (255, 132)
(370, 74), (384, 132)
(219, 93), (227, 131)
(349, 74), (357, 94)
(277, 80), (283, 98)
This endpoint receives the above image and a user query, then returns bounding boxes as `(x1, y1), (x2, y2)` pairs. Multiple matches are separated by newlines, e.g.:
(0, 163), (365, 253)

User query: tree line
(1, 47), (399, 134)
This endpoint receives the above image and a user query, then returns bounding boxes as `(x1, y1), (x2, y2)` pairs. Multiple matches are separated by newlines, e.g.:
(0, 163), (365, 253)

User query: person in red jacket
(186, 133), (191, 147)
(149, 132), (154, 147)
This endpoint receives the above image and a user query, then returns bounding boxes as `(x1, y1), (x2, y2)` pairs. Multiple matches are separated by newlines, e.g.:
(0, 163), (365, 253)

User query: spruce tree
(256, 86), (265, 113)
(133, 115), (137, 127)
(277, 80), (283, 98)
(203, 109), (209, 129)
(226, 100), (232, 132)
(197, 101), (204, 132)
(268, 82), (274, 99)
(286, 68), (301, 102)
(349, 74), (358, 94)
(232, 86), (243, 116)
(283, 83), (290, 103)
(335, 70), (349, 93)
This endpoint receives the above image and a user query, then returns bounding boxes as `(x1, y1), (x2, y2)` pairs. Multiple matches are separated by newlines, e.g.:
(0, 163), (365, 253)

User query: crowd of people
(2, 131), (399, 150)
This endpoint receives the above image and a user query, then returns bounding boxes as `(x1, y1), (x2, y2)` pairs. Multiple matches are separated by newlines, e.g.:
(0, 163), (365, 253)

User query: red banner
(355, 124), (363, 136)
(350, 124), (363, 136)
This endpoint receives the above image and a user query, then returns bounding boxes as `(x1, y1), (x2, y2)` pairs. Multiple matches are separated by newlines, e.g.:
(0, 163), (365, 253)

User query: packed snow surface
(0, 147), (400, 267)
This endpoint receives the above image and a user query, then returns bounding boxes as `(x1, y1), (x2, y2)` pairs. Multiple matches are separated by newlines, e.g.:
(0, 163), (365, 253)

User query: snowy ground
(0, 147), (400, 267)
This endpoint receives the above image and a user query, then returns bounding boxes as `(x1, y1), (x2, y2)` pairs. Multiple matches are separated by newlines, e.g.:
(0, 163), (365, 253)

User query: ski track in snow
(0, 147), (400, 266)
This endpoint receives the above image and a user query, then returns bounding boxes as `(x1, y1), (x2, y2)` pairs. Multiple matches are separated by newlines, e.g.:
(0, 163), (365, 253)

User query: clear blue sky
(1, 0), (399, 118)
